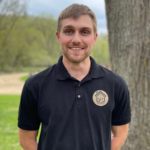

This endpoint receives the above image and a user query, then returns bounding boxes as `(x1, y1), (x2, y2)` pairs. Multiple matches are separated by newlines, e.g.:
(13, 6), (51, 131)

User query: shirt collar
(56, 56), (103, 80)
(89, 56), (103, 79)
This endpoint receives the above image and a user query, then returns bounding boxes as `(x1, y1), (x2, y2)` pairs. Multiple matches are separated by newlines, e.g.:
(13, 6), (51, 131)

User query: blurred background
(0, 0), (109, 149)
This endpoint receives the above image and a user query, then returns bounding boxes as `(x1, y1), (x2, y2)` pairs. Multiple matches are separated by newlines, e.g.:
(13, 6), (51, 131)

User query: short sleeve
(18, 82), (40, 130)
(111, 79), (131, 125)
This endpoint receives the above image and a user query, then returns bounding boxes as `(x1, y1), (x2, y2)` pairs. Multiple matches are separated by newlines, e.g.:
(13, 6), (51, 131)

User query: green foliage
(0, 95), (41, 150)
(0, 0), (26, 72)
(0, 14), (61, 72)
(91, 35), (110, 65)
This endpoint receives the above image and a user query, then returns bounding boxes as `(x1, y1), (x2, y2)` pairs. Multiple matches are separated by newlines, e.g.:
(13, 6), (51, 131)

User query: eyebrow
(63, 25), (92, 30)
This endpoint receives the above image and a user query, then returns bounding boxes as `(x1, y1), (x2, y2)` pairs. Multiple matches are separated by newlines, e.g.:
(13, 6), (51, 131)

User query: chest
(37, 79), (116, 125)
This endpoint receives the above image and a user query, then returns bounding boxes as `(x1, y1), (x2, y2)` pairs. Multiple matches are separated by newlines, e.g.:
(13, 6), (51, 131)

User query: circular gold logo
(93, 90), (109, 106)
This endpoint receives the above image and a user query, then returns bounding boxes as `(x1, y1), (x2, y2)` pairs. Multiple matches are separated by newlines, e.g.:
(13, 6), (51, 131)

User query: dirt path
(0, 72), (28, 95)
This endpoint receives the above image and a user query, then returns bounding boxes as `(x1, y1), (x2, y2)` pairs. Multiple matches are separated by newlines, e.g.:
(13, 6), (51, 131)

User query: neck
(62, 56), (91, 81)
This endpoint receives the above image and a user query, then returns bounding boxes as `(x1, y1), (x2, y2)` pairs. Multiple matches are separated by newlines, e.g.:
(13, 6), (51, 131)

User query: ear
(56, 32), (60, 44)
(93, 33), (98, 46)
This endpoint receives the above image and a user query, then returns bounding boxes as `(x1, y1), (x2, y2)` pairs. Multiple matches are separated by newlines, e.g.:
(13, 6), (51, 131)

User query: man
(18, 4), (131, 150)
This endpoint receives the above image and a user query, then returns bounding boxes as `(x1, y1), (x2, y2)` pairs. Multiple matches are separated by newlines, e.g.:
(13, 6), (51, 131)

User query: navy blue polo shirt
(18, 56), (131, 150)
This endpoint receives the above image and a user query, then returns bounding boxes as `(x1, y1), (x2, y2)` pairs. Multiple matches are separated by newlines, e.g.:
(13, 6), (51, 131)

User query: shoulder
(25, 64), (56, 90)
(99, 65), (128, 90)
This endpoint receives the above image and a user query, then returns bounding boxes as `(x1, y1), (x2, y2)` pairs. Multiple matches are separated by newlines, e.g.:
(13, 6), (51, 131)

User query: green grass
(0, 95), (21, 150)
(20, 76), (29, 82)
(0, 95), (41, 150)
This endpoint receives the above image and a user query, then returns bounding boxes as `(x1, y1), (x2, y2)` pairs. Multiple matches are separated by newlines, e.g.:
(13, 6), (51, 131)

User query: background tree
(0, 0), (26, 71)
(105, 0), (150, 149)
(34, 14), (61, 65)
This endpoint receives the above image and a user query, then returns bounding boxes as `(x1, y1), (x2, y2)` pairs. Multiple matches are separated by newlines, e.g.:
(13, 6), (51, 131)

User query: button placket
(76, 82), (83, 106)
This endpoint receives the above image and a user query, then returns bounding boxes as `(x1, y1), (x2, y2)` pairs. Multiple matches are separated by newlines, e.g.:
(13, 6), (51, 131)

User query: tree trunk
(105, 0), (150, 149)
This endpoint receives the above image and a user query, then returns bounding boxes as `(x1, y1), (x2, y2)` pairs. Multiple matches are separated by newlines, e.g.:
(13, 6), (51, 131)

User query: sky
(26, 0), (108, 34)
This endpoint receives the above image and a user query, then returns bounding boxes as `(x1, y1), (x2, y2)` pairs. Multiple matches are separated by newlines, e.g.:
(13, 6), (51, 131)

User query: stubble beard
(62, 46), (90, 64)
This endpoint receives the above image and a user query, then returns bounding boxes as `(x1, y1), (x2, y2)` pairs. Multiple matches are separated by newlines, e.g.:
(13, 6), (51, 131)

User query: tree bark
(105, 0), (150, 149)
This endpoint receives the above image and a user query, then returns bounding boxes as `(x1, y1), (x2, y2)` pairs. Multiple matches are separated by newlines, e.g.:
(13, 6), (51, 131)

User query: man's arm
(19, 128), (38, 150)
(111, 124), (129, 150)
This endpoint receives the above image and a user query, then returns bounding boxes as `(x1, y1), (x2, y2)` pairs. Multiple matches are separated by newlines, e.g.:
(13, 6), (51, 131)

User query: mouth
(69, 47), (84, 52)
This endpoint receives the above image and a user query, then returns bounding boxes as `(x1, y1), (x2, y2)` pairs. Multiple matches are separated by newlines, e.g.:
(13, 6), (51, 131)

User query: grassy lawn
(20, 76), (29, 82)
(0, 95), (41, 150)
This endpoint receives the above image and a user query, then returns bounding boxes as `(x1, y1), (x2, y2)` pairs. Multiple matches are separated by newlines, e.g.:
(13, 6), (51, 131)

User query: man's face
(56, 15), (98, 64)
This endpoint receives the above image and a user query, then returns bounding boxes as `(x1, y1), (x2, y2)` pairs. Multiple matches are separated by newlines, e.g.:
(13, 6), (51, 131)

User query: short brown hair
(57, 3), (97, 34)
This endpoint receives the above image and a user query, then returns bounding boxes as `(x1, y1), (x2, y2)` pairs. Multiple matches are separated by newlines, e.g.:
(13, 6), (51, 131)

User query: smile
(69, 47), (84, 51)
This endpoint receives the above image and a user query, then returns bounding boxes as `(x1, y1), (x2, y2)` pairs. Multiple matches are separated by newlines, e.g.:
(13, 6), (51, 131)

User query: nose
(72, 32), (81, 45)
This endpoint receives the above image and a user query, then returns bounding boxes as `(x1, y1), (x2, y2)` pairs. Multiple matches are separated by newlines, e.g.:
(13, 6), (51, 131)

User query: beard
(63, 52), (89, 64)
(61, 45), (91, 64)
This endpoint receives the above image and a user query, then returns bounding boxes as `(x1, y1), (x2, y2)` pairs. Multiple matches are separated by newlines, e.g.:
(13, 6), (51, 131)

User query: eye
(82, 30), (89, 35)
(65, 30), (73, 34)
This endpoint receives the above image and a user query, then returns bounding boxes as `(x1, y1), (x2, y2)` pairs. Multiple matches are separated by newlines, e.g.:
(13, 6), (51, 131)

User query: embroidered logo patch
(93, 90), (109, 106)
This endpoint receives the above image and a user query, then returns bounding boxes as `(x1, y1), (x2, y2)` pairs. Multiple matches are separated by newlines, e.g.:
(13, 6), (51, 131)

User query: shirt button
(78, 84), (80, 86)
(78, 95), (81, 98)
